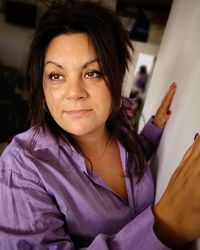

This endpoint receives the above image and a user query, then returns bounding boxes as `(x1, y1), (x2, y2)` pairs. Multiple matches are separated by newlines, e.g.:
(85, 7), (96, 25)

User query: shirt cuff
(141, 117), (163, 145)
(124, 206), (171, 250)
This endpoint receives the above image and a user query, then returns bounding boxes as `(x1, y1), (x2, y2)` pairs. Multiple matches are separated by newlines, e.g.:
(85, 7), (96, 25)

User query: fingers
(176, 133), (200, 172)
(184, 133), (200, 161)
(179, 142), (194, 165)
(191, 133), (200, 160)
(161, 82), (177, 112)
(153, 82), (177, 128)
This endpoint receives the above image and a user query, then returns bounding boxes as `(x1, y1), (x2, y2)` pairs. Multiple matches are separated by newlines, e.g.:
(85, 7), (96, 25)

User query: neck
(73, 126), (112, 159)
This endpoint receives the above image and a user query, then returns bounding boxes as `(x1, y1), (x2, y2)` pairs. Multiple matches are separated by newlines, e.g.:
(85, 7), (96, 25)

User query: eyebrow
(44, 61), (63, 68)
(44, 58), (99, 69)
(82, 59), (98, 69)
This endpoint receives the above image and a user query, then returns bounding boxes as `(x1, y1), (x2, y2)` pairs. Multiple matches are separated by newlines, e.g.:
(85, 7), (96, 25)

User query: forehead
(44, 33), (97, 64)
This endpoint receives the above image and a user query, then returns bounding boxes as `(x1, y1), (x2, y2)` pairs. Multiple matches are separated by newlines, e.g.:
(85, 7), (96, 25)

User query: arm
(0, 165), (74, 249)
(138, 117), (163, 160)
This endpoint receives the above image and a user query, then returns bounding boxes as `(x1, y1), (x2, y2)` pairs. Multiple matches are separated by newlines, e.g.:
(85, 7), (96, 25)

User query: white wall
(140, 0), (200, 248)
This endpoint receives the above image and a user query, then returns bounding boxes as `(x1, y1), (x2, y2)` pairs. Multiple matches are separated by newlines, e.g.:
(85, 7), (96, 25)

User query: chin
(63, 126), (95, 137)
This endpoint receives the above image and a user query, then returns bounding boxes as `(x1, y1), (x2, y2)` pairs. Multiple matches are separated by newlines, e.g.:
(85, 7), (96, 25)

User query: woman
(0, 0), (199, 249)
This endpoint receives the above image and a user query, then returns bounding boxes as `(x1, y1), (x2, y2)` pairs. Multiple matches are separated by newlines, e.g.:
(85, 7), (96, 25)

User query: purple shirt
(0, 119), (170, 249)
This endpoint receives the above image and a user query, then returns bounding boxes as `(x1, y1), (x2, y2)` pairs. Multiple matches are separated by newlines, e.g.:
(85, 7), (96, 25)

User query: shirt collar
(28, 123), (72, 152)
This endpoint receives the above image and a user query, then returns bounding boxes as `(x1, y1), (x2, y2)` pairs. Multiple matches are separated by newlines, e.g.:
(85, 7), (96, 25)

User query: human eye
(48, 72), (64, 81)
(85, 70), (103, 79)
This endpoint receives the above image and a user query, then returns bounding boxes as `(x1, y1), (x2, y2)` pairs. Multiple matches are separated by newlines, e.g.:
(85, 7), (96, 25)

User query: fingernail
(194, 133), (199, 140)
(170, 82), (176, 89)
(167, 110), (171, 115)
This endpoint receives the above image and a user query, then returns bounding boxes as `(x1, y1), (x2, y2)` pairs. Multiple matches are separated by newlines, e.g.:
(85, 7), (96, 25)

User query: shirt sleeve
(0, 158), (170, 250)
(138, 117), (163, 160)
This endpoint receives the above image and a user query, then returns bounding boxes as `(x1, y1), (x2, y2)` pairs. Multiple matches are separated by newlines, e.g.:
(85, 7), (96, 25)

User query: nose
(65, 76), (88, 100)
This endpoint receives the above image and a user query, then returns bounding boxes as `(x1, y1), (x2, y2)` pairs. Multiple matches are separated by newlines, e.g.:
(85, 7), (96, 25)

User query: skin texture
(43, 33), (112, 142)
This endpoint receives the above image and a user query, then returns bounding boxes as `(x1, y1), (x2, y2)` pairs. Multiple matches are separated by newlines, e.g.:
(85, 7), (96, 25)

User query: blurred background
(0, 0), (172, 152)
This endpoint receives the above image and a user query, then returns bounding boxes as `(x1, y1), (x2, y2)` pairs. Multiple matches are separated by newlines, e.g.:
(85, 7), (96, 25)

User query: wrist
(152, 115), (165, 129)
(152, 204), (188, 248)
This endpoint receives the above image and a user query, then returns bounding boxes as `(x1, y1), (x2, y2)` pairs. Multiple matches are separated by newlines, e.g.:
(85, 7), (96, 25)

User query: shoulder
(0, 124), (69, 183)
(0, 125), (42, 184)
(1, 124), (50, 156)
(1, 123), (68, 156)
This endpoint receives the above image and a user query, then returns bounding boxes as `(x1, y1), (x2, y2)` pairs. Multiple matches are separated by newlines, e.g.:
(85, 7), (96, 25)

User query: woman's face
(43, 33), (112, 139)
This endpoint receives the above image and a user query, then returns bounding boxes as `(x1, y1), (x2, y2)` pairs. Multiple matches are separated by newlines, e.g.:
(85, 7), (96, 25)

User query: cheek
(97, 88), (112, 116)
(44, 89), (61, 116)
(106, 94), (112, 114)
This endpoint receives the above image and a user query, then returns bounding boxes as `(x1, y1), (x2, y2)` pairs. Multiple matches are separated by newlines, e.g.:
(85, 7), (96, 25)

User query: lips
(65, 109), (92, 118)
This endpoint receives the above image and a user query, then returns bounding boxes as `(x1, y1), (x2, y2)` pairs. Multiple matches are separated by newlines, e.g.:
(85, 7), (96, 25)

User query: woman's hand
(153, 134), (200, 248)
(153, 82), (177, 128)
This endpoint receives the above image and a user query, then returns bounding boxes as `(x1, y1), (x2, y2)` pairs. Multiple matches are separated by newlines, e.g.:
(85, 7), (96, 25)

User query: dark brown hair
(26, 0), (146, 179)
